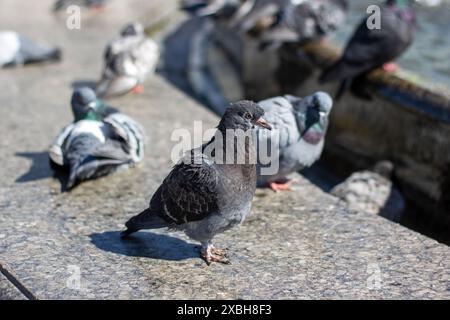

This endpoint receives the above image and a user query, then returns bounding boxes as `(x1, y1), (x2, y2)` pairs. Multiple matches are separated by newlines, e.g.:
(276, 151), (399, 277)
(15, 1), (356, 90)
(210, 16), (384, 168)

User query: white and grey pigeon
(331, 161), (405, 223)
(49, 87), (145, 190)
(256, 92), (333, 191)
(121, 101), (272, 265)
(0, 31), (61, 68)
(53, 0), (108, 12)
(231, 0), (348, 48)
(96, 22), (160, 98)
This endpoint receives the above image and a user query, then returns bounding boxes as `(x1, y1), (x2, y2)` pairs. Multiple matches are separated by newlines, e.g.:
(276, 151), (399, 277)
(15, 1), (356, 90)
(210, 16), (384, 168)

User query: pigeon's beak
(255, 117), (272, 130)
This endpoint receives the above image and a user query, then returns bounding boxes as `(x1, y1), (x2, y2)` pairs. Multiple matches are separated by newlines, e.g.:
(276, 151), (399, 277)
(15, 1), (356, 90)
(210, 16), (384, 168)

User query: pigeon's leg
(382, 62), (399, 72)
(200, 242), (230, 265)
(268, 178), (292, 192)
(210, 245), (228, 257)
(131, 85), (144, 94)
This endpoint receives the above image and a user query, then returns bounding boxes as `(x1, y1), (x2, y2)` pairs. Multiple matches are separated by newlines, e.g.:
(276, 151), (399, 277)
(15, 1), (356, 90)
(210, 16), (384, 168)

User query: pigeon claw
(201, 246), (230, 266)
(382, 62), (399, 73)
(268, 181), (292, 192)
(131, 85), (144, 94)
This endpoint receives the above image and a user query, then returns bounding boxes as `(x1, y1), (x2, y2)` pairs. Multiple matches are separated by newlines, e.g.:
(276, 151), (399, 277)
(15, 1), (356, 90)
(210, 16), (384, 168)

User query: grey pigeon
(96, 22), (160, 98)
(331, 161), (405, 222)
(49, 88), (144, 190)
(53, 0), (107, 11)
(256, 92), (333, 191)
(319, 0), (416, 100)
(121, 101), (272, 265)
(0, 31), (61, 68)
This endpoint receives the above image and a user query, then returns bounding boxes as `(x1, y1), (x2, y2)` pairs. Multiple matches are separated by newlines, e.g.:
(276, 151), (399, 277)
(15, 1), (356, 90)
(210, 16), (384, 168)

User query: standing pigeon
(256, 92), (333, 191)
(121, 101), (272, 265)
(0, 31), (61, 68)
(49, 87), (144, 190)
(230, 0), (347, 47)
(96, 22), (160, 98)
(53, 0), (108, 12)
(331, 161), (405, 222)
(319, 0), (416, 100)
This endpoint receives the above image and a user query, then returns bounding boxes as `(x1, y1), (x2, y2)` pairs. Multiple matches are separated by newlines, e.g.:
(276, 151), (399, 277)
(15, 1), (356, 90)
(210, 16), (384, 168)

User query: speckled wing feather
(128, 152), (220, 230)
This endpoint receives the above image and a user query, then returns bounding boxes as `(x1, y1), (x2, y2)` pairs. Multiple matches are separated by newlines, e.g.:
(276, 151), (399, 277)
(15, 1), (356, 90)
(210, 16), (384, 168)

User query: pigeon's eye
(244, 112), (252, 120)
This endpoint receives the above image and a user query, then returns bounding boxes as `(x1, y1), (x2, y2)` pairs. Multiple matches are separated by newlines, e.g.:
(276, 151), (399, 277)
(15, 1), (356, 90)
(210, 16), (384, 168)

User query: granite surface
(0, 0), (449, 300)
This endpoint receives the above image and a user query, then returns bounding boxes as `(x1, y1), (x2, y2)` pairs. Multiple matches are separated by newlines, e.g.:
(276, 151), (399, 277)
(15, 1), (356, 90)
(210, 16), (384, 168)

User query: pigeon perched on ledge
(0, 31), (61, 68)
(331, 161), (405, 222)
(96, 22), (160, 98)
(256, 92), (333, 191)
(319, 0), (416, 100)
(49, 88), (144, 190)
(121, 101), (272, 265)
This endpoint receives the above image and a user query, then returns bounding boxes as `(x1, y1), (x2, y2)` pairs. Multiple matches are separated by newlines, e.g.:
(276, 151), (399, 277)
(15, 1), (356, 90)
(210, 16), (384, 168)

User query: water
(332, 0), (450, 88)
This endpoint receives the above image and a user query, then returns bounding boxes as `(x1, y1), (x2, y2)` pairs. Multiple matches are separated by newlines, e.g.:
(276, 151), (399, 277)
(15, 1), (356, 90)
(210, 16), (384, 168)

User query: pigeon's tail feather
(319, 60), (346, 84)
(122, 208), (168, 237)
(45, 48), (62, 62)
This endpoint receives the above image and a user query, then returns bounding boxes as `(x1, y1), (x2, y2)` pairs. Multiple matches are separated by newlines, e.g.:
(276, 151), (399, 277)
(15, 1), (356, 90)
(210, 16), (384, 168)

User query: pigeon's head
(287, 92), (333, 143)
(71, 87), (102, 122)
(120, 22), (144, 37)
(218, 100), (272, 132)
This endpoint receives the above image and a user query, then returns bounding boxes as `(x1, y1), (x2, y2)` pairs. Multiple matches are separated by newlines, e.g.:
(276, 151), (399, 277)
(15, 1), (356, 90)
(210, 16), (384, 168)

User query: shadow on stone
(90, 231), (199, 261)
(15, 151), (53, 183)
(71, 80), (97, 91)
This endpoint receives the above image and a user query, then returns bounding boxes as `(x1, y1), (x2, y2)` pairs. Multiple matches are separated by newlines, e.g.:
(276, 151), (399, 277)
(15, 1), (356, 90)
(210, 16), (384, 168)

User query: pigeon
(96, 22), (160, 98)
(331, 161), (405, 222)
(230, 0), (347, 47)
(319, 0), (416, 100)
(255, 92), (333, 191)
(49, 87), (144, 190)
(121, 101), (272, 265)
(53, 0), (107, 12)
(0, 31), (61, 68)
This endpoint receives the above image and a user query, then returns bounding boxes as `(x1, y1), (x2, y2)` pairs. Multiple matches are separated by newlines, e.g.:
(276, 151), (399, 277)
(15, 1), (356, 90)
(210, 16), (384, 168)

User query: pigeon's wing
(49, 123), (76, 167)
(15, 34), (61, 64)
(155, 153), (220, 225)
(103, 113), (145, 163)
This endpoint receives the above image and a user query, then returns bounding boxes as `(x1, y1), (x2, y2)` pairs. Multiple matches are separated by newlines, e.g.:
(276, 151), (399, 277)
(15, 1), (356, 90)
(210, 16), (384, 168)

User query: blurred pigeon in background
(49, 87), (144, 190)
(121, 101), (272, 265)
(53, 0), (108, 12)
(96, 22), (160, 98)
(230, 0), (347, 48)
(256, 92), (333, 191)
(319, 0), (416, 100)
(331, 161), (405, 223)
(0, 31), (61, 68)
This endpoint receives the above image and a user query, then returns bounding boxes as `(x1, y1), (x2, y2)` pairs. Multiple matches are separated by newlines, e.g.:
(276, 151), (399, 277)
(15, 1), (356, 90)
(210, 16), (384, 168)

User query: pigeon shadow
(15, 151), (69, 191)
(15, 151), (53, 183)
(89, 231), (199, 261)
(71, 80), (97, 91)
